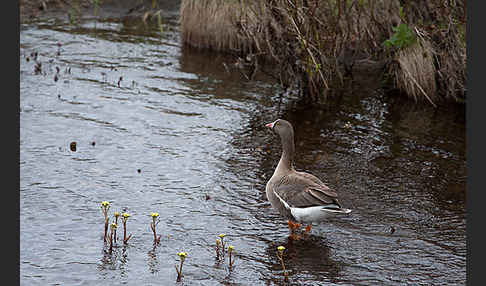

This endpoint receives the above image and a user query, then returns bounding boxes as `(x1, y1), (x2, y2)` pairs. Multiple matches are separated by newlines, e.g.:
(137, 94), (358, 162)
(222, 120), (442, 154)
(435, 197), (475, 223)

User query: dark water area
(20, 5), (466, 286)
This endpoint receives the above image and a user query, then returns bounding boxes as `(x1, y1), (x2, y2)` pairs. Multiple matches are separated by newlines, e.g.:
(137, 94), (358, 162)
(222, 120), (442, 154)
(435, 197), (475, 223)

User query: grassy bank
(180, 0), (466, 105)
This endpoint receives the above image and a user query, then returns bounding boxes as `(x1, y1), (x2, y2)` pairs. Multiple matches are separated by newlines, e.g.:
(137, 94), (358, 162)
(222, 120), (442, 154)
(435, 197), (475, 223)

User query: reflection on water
(147, 247), (159, 274)
(20, 5), (465, 286)
(263, 235), (344, 285)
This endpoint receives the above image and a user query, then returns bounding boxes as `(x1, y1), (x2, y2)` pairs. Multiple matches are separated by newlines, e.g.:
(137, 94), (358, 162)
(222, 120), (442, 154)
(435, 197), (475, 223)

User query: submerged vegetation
(180, 0), (466, 105)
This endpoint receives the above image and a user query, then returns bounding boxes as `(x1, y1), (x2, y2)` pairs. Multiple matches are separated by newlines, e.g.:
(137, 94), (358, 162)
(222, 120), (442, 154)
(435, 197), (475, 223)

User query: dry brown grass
(393, 36), (437, 106)
(234, 0), (404, 99)
(180, 0), (255, 53)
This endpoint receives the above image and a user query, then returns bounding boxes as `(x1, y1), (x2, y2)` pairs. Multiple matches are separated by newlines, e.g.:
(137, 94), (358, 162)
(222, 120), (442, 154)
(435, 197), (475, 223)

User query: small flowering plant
(121, 212), (132, 244)
(101, 200), (110, 209)
(228, 245), (235, 269)
(277, 246), (288, 281)
(108, 222), (117, 254)
(215, 234), (228, 260)
(215, 238), (222, 260)
(113, 212), (120, 243)
(150, 212), (161, 244)
(100, 201), (111, 243)
(175, 252), (188, 282)
(218, 234), (226, 253)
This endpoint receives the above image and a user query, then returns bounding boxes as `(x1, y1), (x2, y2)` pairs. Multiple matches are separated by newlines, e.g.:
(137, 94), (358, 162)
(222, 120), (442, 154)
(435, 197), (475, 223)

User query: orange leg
(288, 220), (303, 240)
(287, 220), (302, 232)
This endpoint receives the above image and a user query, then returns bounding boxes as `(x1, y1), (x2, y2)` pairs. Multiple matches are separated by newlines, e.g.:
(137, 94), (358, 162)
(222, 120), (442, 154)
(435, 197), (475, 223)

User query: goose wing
(273, 173), (340, 208)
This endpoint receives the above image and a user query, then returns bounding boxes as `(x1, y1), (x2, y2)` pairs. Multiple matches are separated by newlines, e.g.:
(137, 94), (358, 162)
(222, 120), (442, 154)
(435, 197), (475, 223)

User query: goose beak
(265, 122), (274, 128)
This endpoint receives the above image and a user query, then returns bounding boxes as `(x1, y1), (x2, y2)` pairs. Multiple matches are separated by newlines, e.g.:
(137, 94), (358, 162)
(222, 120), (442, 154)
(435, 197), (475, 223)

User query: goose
(265, 119), (351, 238)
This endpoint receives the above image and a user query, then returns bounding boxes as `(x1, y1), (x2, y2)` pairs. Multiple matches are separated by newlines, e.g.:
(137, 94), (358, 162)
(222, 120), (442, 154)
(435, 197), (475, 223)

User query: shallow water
(20, 5), (466, 286)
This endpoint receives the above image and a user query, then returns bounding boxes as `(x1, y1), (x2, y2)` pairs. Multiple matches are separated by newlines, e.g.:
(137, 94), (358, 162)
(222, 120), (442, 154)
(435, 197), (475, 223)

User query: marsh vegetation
(181, 0), (466, 105)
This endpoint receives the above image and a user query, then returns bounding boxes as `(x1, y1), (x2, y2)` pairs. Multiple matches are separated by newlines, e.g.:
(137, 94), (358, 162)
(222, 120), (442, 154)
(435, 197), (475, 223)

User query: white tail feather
(291, 205), (352, 223)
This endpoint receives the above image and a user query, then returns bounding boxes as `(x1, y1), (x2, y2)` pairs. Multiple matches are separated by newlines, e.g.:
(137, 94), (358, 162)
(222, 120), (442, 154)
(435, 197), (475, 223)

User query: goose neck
(276, 133), (295, 172)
